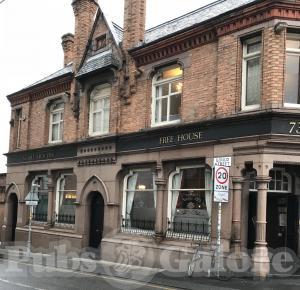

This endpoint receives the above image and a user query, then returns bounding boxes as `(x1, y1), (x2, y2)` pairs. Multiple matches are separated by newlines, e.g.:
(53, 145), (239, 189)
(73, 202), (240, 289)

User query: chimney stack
(123, 0), (146, 50)
(61, 33), (74, 67)
(72, 0), (98, 70)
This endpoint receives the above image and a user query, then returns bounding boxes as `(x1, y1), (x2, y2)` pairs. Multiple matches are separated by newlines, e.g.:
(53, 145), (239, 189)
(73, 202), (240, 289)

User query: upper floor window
(242, 36), (262, 110)
(89, 84), (111, 136)
(152, 66), (183, 126)
(96, 35), (107, 50)
(15, 108), (22, 149)
(284, 33), (300, 107)
(49, 102), (64, 143)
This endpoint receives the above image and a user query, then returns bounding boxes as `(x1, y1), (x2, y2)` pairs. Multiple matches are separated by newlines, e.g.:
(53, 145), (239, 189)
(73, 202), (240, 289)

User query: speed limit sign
(214, 165), (229, 202)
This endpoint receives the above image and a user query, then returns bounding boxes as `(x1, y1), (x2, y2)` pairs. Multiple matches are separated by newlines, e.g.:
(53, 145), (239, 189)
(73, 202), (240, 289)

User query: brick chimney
(123, 0), (146, 50)
(61, 33), (74, 67)
(72, 0), (98, 70)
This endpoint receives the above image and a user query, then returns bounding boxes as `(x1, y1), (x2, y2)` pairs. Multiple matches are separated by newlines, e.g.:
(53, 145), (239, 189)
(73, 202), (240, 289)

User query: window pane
(181, 168), (205, 189)
(247, 41), (261, 54)
(93, 112), (102, 132)
(52, 112), (61, 123)
(246, 57), (261, 106)
(161, 83), (169, 96)
(94, 99), (101, 111)
(169, 94), (181, 121)
(52, 123), (59, 141)
(103, 109), (109, 132)
(161, 97), (168, 122)
(162, 67), (182, 79)
(103, 97), (110, 109)
(155, 100), (160, 123)
(285, 54), (300, 104)
(171, 81), (183, 93)
(287, 39), (300, 49)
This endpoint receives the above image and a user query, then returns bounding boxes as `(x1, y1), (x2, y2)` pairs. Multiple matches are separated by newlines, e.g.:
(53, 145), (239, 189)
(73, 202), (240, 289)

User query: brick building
(2, 0), (300, 277)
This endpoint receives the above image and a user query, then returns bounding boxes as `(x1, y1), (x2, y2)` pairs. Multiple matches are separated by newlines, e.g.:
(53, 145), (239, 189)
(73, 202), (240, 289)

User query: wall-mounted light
(274, 22), (288, 35)
(137, 184), (146, 190)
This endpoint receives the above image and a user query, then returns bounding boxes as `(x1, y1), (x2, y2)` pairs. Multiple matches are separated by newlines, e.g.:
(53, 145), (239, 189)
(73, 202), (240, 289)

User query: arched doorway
(7, 193), (18, 241)
(89, 191), (104, 248)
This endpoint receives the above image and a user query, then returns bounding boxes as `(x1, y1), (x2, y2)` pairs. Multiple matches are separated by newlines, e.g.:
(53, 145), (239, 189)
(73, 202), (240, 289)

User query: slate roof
(23, 64), (73, 90)
(76, 50), (120, 78)
(145, 0), (258, 43)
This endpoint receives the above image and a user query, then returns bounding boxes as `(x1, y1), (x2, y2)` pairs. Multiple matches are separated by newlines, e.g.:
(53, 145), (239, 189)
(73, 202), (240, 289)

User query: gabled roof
(76, 49), (120, 78)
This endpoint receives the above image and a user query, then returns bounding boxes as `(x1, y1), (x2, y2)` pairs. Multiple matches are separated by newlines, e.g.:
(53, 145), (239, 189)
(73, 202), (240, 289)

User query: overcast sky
(0, 0), (215, 173)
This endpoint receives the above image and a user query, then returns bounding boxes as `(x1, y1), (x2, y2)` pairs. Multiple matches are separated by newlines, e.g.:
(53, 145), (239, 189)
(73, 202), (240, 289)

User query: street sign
(25, 200), (38, 206)
(214, 165), (229, 202)
(214, 157), (231, 167)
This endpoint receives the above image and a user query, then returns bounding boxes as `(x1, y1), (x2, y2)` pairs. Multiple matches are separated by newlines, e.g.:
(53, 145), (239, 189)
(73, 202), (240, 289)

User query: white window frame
(241, 36), (262, 111)
(121, 169), (157, 223)
(49, 102), (64, 144)
(284, 33), (300, 108)
(89, 84), (111, 136)
(151, 66), (183, 127)
(167, 165), (212, 223)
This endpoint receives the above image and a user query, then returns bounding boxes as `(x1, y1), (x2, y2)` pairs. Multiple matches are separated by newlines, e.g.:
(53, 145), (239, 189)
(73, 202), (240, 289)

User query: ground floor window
(167, 166), (212, 240)
(32, 175), (48, 222)
(55, 174), (76, 224)
(122, 169), (156, 235)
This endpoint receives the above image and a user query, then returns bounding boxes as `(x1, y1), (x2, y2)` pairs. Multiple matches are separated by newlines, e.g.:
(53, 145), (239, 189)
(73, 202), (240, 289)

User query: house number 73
(289, 121), (300, 134)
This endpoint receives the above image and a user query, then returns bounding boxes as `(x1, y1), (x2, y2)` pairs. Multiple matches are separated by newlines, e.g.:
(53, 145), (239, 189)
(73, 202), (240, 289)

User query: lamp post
(25, 184), (39, 255)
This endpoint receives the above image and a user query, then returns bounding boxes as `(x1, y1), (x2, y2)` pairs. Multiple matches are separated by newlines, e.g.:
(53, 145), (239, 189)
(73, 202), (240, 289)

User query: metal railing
(32, 212), (47, 222)
(121, 218), (155, 236)
(55, 213), (75, 224)
(166, 220), (210, 242)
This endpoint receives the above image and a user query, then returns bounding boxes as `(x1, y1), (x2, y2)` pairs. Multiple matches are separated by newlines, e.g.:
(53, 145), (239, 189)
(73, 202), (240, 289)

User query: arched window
(122, 169), (156, 235)
(55, 174), (77, 224)
(152, 66), (183, 126)
(31, 175), (48, 222)
(49, 101), (64, 143)
(167, 166), (212, 240)
(89, 84), (111, 136)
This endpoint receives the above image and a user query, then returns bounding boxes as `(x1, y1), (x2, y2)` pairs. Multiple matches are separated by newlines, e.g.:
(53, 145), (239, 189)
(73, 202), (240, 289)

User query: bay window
(284, 33), (300, 107)
(167, 166), (212, 240)
(122, 169), (156, 235)
(241, 36), (262, 110)
(49, 102), (64, 143)
(55, 174), (76, 224)
(152, 66), (183, 126)
(32, 175), (48, 222)
(89, 84), (111, 136)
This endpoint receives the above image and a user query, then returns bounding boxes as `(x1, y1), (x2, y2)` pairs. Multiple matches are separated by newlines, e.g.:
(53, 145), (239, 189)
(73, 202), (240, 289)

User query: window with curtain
(284, 33), (300, 106)
(32, 175), (48, 222)
(89, 84), (111, 136)
(242, 36), (262, 110)
(49, 102), (64, 143)
(123, 170), (156, 231)
(55, 174), (76, 224)
(152, 66), (183, 126)
(168, 167), (212, 236)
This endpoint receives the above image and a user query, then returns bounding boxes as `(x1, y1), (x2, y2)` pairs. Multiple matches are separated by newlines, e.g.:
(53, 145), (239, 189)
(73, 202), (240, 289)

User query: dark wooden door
(11, 194), (18, 242)
(247, 191), (257, 249)
(89, 192), (104, 248)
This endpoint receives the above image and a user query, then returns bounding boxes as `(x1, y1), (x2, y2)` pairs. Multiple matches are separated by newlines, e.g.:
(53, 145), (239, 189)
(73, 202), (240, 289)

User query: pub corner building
(2, 0), (300, 278)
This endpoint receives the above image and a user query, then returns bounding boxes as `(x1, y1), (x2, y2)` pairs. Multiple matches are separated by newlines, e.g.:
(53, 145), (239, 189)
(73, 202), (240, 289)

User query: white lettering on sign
(214, 165), (230, 203)
(214, 157), (232, 167)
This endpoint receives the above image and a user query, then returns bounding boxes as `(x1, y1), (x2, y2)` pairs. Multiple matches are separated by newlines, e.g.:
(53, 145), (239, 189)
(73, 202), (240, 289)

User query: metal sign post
(213, 157), (231, 278)
(25, 184), (39, 255)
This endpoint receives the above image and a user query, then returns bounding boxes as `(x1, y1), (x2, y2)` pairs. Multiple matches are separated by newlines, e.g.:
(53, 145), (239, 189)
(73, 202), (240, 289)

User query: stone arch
(80, 175), (109, 205)
(5, 182), (21, 203)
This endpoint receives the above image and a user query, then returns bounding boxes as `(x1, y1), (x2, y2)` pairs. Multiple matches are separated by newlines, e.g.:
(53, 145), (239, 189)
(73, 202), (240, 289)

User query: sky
(0, 0), (215, 173)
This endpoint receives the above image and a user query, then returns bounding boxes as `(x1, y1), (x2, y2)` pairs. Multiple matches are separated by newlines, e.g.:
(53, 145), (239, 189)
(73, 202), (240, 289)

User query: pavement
(0, 244), (299, 289)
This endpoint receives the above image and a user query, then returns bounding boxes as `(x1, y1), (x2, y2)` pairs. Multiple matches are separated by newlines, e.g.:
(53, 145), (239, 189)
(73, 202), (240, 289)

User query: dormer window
(152, 66), (183, 126)
(96, 35), (107, 50)
(49, 102), (64, 143)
